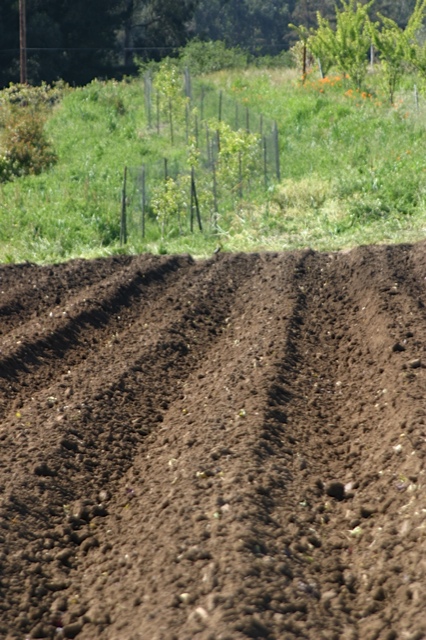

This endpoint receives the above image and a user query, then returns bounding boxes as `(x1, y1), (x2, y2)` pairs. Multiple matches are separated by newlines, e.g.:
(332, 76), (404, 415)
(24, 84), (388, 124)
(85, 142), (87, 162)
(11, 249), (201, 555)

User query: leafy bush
(151, 175), (189, 238)
(0, 83), (61, 182)
(0, 109), (57, 180)
(371, 2), (426, 104)
(0, 82), (66, 108)
(214, 120), (261, 191)
(311, 0), (374, 90)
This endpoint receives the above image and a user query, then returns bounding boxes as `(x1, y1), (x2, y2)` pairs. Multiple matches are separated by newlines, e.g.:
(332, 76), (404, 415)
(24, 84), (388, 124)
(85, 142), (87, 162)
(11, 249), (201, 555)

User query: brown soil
(0, 244), (425, 640)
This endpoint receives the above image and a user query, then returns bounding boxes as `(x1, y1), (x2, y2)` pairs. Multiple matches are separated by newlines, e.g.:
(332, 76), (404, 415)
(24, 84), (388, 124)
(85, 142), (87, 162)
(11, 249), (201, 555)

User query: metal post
(273, 121), (281, 182)
(192, 168), (202, 232)
(141, 165), (146, 238)
(263, 136), (268, 190)
(144, 71), (152, 128)
(184, 67), (192, 100)
(19, 0), (27, 84)
(169, 98), (174, 145)
(238, 151), (243, 200)
(206, 125), (211, 167)
(156, 92), (160, 134)
(195, 186), (202, 232)
(212, 162), (218, 231)
(200, 86), (205, 121)
(120, 166), (128, 245)
(190, 167), (194, 233)
(302, 41), (307, 82)
(185, 102), (189, 144)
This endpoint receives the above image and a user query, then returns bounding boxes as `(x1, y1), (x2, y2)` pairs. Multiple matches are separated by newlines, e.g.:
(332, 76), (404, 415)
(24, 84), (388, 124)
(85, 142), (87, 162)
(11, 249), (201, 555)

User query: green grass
(1, 66), (426, 263)
(207, 68), (426, 247)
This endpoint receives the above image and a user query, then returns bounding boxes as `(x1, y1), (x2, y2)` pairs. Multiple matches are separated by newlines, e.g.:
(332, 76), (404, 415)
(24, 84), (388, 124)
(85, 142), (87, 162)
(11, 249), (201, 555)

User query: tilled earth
(0, 243), (426, 640)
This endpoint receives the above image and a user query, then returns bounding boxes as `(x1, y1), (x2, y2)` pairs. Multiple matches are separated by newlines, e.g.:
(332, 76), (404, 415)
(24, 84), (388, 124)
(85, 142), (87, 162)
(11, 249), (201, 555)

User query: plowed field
(0, 243), (426, 640)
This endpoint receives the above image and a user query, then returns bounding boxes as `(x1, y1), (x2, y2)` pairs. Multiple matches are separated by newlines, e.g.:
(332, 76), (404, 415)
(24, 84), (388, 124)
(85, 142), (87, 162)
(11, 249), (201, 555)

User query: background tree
(0, 0), (423, 88)
(119, 0), (198, 72)
(372, 0), (418, 28)
(0, 0), (124, 86)
(304, 0), (374, 88)
(290, 0), (334, 33)
(192, 0), (294, 53)
(371, 0), (426, 103)
(0, 0), (199, 86)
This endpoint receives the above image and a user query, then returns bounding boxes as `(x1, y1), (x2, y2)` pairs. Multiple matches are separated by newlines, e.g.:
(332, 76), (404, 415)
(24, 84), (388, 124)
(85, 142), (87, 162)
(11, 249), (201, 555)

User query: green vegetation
(297, 0), (426, 101)
(1, 38), (426, 262)
(310, 0), (374, 90)
(0, 84), (60, 182)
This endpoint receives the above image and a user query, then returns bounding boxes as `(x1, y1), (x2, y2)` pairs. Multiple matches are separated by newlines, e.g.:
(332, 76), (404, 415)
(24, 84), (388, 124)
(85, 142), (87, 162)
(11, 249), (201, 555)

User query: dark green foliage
(0, 0), (423, 88)
(372, 0), (418, 27)
(119, 0), (199, 72)
(192, 0), (293, 53)
(0, 0), (123, 86)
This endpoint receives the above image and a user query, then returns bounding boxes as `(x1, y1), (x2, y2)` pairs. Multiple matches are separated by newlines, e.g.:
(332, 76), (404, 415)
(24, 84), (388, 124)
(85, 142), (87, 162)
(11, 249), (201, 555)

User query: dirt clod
(325, 481), (346, 501)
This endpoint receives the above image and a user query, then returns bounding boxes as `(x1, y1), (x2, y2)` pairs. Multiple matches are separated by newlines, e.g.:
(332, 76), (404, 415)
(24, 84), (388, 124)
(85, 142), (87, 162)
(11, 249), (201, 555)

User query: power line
(0, 46), (179, 53)
(0, 44), (287, 54)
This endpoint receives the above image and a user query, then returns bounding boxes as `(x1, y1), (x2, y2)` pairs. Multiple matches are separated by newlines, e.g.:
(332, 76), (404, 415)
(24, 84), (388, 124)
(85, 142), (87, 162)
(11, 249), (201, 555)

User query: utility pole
(19, 0), (27, 84)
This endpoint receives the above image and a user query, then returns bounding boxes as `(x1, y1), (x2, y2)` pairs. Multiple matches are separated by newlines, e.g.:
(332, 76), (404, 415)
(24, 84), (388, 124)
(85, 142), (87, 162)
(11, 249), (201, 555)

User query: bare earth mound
(0, 243), (425, 640)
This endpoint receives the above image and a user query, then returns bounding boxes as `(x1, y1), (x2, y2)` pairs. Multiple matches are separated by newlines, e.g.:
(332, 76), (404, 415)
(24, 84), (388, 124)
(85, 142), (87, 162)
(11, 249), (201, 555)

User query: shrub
(0, 109), (57, 181)
(0, 81), (65, 108)
(0, 82), (61, 182)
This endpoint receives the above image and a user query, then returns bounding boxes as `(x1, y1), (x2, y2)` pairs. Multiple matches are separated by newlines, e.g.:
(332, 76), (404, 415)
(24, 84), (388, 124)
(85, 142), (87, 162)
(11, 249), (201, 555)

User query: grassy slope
(209, 68), (426, 252)
(0, 68), (425, 263)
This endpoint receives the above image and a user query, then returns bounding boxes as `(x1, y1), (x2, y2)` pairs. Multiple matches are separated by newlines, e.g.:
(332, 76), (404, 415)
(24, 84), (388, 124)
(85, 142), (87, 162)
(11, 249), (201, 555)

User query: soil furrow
(0, 252), (262, 639)
(51, 250), (304, 640)
(0, 254), (192, 385)
(0, 256), (143, 326)
(243, 246), (426, 640)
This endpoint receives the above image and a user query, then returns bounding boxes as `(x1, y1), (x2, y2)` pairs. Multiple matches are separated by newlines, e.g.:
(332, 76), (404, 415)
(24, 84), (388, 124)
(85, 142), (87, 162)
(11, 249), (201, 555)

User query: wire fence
(120, 69), (280, 243)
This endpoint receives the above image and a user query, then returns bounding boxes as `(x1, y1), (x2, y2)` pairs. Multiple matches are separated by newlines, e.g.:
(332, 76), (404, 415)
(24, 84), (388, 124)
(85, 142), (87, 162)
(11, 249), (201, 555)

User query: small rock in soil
(392, 342), (406, 352)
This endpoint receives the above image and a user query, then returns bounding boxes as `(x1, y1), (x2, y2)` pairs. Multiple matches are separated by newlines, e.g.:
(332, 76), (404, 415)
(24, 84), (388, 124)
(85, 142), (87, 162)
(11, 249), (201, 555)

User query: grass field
(1, 64), (426, 263)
